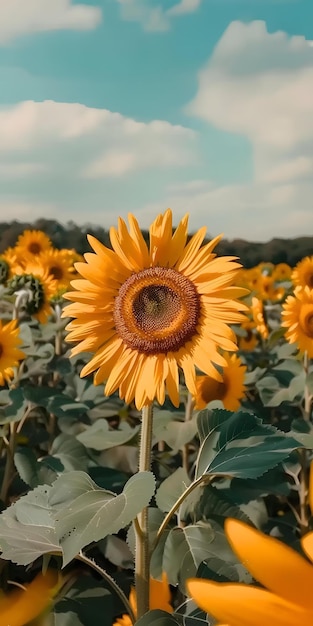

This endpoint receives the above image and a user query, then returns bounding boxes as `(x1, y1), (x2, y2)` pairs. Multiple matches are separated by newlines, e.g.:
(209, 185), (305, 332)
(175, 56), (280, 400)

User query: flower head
(292, 256), (313, 289)
(194, 352), (247, 411)
(0, 319), (25, 386)
(251, 297), (268, 339)
(63, 210), (247, 409)
(187, 518), (313, 626)
(7, 262), (57, 324)
(15, 229), (52, 259)
(282, 286), (313, 357)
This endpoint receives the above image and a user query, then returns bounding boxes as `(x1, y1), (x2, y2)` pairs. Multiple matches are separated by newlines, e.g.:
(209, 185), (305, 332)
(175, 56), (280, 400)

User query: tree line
(0, 218), (312, 268)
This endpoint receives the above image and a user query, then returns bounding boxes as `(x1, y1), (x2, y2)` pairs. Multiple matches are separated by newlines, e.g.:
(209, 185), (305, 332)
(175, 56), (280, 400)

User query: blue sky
(0, 0), (312, 241)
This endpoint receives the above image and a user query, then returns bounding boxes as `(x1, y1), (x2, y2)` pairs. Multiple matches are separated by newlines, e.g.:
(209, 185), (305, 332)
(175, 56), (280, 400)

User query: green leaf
(153, 411), (197, 453)
(156, 467), (191, 513)
(0, 387), (28, 424)
(54, 471), (156, 566)
(14, 448), (39, 488)
(163, 524), (216, 591)
(196, 410), (302, 480)
(50, 434), (89, 472)
(54, 575), (113, 626)
(195, 485), (252, 526)
(76, 420), (140, 450)
(135, 610), (180, 626)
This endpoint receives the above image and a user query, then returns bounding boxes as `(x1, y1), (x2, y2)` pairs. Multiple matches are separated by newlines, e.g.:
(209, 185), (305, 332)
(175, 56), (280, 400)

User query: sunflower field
(0, 211), (312, 626)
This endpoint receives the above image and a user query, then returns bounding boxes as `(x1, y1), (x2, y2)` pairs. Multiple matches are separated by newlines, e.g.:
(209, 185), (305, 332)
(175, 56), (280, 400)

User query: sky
(0, 0), (313, 241)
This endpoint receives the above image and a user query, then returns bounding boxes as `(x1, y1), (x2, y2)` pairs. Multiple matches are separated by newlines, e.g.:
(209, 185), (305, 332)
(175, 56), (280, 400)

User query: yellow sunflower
(0, 571), (59, 626)
(194, 352), (247, 411)
(114, 574), (172, 626)
(63, 210), (247, 410)
(0, 319), (25, 386)
(7, 262), (57, 324)
(39, 248), (74, 292)
(238, 318), (258, 352)
(281, 286), (313, 357)
(251, 297), (268, 340)
(187, 518), (313, 626)
(292, 256), (313, 290)
(272, 263), (292, 282)
(15, 229), (52, 258)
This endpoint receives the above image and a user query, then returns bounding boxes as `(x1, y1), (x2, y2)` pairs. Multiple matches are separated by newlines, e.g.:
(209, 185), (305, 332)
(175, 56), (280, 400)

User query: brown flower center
(306, 272), (313, 289)
(28, 242), (41, 254)
(197, 376), (226, 404)
(0, 343), (3, 358)
(300, 304), (313, 338)
(49, 266), (63, 280)
(114, 266), (201, 354)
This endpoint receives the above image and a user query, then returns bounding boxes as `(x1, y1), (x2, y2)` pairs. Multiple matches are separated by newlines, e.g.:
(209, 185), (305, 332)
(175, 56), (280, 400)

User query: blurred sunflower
(15, 230), (52, 259)
(0, 319), (25, 386)
(0, 256), (10, 284)
(244, 267), (262, 294)
(63, 210), (247, 409)
(282, 286), (313, 357)
(292, 256), (313, 289)
(238, 318), (258, 352)
(272, 263), (292, 282)
(0, 571), (59, 626)
(114, 574), (172, 626)
(194, 352), (247, 411)
(251, 297), (268, 339)
(187, 518), (313, 626)
(7, 262), (57, 324)
(39, 248), (74, 292)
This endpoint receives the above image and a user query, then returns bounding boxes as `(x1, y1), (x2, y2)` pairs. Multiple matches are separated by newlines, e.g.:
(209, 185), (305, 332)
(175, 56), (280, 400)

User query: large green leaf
(0, 387), (28, 425)
(54, 575), (113, 626)
(55, 471), (156, 566)
(156, 467), (191, 513)
(196, 409), (302, 479)
(50, 433), (89, 472)
(76, 419), (140, 450)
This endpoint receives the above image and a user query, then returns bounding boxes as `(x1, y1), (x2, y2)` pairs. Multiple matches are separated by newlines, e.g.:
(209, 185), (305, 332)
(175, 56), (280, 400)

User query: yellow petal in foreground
(187, 518), (313, 626)
(113, 573), (172, 626)
(186, 580), (312, 626)
(0, 571), (58, 626)
(63, 210), (248, 409)
(0, 319), (25, 386)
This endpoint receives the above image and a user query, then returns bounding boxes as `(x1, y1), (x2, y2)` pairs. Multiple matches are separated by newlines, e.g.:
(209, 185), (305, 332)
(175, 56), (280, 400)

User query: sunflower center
(198, 376), (226, 405)
(306, 272), (313, 289)
(299, 304), (313, 338)
(28, 242), (41, 255)
(49, 266), (63, 280)
(114, 266), (201, 354)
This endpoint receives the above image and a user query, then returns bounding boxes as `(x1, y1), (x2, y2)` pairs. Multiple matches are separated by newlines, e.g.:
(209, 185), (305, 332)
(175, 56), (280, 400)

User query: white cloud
(0, 0), (102, 45)
(170, 20), (313, 239)
(115, 0), (203, 32)
(0, 99), (197, 222)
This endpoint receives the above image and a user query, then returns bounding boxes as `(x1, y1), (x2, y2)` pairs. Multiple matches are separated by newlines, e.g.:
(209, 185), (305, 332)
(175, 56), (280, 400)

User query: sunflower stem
(135, 403), (153, 619)
(303, 351), (312, 421)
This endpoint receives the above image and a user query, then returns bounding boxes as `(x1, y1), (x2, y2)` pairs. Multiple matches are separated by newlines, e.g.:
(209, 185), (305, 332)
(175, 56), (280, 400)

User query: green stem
(76, 552), (136, 624)
(152, 474), (215, 553)
(303, 351), (312, 421)
(135, 404), (154, 619)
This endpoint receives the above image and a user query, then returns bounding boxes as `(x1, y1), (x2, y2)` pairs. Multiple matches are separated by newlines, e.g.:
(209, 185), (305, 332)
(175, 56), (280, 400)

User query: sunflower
(7, 262), (57, 324)
(238, 318), (258, 351)
(251, 297), (268, 340)
(0, 319), (25, 386)
(15, 229), (52, 259)
(187, 518), (313, 626)
(292, 256), (313, 290)
(272, 263), (292, 282)
(194, 352), (247, 411)
(39, 248), (74, 292)
(114, 574), (172, 626)
(281, 286), (313, 357)
(63, 210), (247, 410)
(0, 571), (59, 626)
